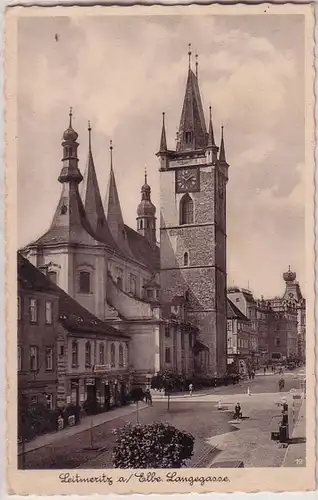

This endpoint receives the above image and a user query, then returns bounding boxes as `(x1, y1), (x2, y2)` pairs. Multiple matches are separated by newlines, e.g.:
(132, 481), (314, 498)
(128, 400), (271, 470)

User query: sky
(17, 13), (306, 298)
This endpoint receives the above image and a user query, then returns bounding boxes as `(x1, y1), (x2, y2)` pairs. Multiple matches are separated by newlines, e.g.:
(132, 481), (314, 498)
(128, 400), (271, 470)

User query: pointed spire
(219, 125), (227, 163)
(104, 142), (133, 256)
(159, 112), (167, 152)
(207, 105), (216, 147)
(195, 53), (198, 78)
(80, 123), (116, 248)
(176, 62), (207, 152)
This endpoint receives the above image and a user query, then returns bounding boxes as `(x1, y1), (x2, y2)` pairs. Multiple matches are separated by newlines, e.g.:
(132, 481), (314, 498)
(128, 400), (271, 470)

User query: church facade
(22, 52), (229, 382)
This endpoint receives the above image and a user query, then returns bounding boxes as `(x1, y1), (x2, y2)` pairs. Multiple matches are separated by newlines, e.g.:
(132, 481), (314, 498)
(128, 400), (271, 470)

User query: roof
(227, 298), (249, 322)
(124, 225), (160, 271)
(176, 68), (207, 152)
(18, 252), (129, 339)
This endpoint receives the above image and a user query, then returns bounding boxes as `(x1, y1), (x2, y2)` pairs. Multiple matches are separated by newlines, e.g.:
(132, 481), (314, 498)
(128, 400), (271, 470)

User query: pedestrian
(145, 387), (152, 405)
(189, 383), (193, 396)
(234, 403), (242, 419)
(278, 378), (285, 392)
(247, 386), (251, 396)
(263, 367), (266, 375)
(252, 370), (255, 380)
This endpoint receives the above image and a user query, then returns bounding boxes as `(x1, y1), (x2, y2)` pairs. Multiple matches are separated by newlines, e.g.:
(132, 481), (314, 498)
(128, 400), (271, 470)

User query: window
(46, 394), (53, 410)
(18, 346), (22, 371)
(59, 345), (64, 357)
(165, 325), (170, 338)
(180, 194), (194, 225)
(71, 341), (78, 367)
(85, 342), (92, 367)
(183, 252), (189, 266)
(29, 298), (38, 323)
(79, 272), (90, 293)
(165, 347), (171, 363)
(236, 298), (240, 303)
(275, 338), (281, 347)
(99, 343), (105, 365)
(184, 290), (190, 302)
(18, 296), (21, 321)
(147, 289), (153, 299)
(111, 343), (116, 367)
(227, 320), (232, 332)
(48, 271), (57, 284)
(117, 276), (123, 290)
(181, 333), (185, 349)
(129, 274), (137, 295)
(119, 344), (124, 367)
(29, 346), (38, 371)
(45, 301), (53, 325)
(45, 348), (53, 370)
(139, 220), (143, 229)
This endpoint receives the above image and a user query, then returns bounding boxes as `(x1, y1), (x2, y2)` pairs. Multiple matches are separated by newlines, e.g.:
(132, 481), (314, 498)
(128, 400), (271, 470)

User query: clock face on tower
(175, 168), (200, 193)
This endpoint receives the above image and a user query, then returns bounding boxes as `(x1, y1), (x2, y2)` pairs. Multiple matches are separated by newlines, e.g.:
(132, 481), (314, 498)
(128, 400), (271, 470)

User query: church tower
(136, 169), (157, 246)
(157, 47), (229, 377)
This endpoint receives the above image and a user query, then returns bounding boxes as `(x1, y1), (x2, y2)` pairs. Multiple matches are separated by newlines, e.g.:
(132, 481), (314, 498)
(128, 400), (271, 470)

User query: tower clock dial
(175, 168), (200, 193)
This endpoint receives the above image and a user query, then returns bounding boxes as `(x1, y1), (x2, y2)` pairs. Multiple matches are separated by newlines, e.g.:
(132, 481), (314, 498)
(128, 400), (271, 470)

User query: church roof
(227, 298), (249, 322)
(176, 68), (207, 152)
(124, 224), (160, 270)
(18, 252), (129, 338)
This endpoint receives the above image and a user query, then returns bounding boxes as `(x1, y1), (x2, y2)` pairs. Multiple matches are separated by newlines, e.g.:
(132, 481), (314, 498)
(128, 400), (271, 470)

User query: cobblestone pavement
(19, 369), (306, 470)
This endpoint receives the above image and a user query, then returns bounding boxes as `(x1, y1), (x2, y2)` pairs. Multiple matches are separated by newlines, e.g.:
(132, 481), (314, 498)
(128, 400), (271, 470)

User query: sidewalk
(282, 397), (306, 467)
(18, 402), (148, 455)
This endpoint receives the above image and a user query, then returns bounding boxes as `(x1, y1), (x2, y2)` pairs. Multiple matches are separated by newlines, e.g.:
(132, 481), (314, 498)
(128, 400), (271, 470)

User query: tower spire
(207, 105), (216, 147)
(219, 125), (227, 163)
(88, 120), (92, 150)
(195, 53), (198, 78)
(159, 112), (167, 152)
(137, 167), (157, 246)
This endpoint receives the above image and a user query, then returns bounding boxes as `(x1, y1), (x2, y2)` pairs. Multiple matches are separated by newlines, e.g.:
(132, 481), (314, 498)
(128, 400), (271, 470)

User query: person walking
(278, 378), (285, 392)
(189, 383), (193, 396)
(263, 366), (266, 375)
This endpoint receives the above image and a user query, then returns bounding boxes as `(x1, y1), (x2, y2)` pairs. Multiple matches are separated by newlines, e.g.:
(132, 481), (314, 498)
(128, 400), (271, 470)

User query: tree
(113, 422), (194, 468)
(151, 371), (176, 410)
(129, 387), (145, 423)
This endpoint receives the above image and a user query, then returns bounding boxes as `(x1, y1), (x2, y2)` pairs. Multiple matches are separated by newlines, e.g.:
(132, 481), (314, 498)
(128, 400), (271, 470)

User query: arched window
(117, 276), (123, 290)
(71, 341), (78, 367)
(119, 344), (124, 367)
(79, 271), (90, 293)
(110, 343), (116, 367)
(139, 219), (143, 230)
(183, 252), (189, 266)
(180, 194), (194, 225)
(85, 341), (92, 367)
(184, 290), (190, 302)
(185, 131), (192, 144)
(99, 343), (105, 365)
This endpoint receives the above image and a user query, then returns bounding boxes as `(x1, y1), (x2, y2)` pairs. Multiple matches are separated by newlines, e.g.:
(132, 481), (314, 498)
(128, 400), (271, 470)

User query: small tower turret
(206, 105), (219, 164)
(136, 168), (157, 246)
(58, 107), (82, 184)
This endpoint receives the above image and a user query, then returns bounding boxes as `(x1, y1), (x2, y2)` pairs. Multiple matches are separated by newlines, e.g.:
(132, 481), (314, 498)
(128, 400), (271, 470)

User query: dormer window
(185, 131), (192, 144)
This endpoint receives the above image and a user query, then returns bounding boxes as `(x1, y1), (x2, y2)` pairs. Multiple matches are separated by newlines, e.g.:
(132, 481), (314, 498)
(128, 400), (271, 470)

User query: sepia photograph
(5, 3), (316, 495)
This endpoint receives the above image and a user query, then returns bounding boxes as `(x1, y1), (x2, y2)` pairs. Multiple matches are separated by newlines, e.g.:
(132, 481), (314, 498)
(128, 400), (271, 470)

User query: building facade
(226, 298), (255, 375)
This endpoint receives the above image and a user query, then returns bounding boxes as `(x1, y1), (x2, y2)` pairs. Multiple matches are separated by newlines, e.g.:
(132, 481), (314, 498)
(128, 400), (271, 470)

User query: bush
(18, 403), (63, 441)
(113, 422), (194, 469)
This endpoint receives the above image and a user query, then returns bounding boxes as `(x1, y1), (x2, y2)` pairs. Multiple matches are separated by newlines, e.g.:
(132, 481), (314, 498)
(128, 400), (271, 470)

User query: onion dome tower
(136, 169), (157, 246)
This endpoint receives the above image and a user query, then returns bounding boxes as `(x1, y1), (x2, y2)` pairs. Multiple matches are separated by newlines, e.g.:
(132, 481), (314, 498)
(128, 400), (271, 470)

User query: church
(22, 49), (229, 385)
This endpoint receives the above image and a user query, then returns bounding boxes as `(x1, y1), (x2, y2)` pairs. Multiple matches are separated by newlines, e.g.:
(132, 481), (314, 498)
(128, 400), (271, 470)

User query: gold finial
(188, 43), (192, 68)
(110, 140), (113, 169)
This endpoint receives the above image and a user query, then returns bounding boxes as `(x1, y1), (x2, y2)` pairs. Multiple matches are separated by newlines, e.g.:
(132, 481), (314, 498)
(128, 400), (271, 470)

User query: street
(19, 368), (306, 470)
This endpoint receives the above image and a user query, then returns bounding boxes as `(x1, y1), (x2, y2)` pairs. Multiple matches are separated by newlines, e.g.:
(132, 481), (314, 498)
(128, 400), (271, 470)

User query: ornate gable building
(22, 50), (229, 382)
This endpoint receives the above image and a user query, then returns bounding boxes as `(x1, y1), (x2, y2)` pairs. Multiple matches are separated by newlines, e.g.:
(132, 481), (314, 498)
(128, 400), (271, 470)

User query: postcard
(4, 3), (316, 494)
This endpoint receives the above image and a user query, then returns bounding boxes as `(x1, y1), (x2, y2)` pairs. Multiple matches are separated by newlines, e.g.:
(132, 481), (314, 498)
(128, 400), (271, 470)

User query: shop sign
(86, 378), (95, 386)
(94, 364), (111, 374)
